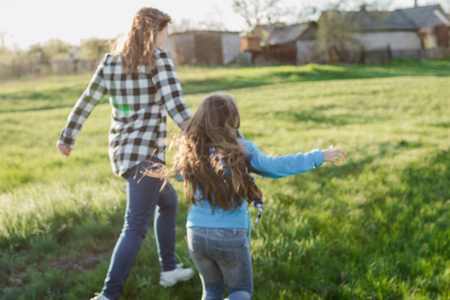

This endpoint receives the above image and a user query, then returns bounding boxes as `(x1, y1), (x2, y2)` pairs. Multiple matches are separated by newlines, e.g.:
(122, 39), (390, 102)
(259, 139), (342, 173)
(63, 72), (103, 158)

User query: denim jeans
(187, 227), (253, 300)
(102, 159), (178, 300)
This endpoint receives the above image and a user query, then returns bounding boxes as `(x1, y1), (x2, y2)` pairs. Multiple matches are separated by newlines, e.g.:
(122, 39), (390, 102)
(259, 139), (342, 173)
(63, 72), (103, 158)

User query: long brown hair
(113, 7), (171, 74)
(173, 93), (263, 211)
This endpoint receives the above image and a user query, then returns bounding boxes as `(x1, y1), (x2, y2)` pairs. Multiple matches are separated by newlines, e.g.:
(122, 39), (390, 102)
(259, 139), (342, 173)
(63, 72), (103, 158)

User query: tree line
(0, 37), (111, 80)
(1, 0), (449, 80)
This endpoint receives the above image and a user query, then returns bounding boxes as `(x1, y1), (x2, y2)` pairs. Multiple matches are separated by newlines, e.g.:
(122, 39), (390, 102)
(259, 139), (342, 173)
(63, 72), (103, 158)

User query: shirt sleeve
(152, 49), (192, 128)
(243, 139), (324, 178)
(58, 56), (107, 148)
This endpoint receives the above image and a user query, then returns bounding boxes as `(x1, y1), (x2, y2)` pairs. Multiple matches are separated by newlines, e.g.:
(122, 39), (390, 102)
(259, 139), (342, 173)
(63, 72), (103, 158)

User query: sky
(0, 0), (446, 50)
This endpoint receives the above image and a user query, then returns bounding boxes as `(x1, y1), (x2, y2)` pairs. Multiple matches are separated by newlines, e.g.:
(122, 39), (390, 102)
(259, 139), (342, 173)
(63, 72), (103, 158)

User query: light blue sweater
(186, 138), (324, 230)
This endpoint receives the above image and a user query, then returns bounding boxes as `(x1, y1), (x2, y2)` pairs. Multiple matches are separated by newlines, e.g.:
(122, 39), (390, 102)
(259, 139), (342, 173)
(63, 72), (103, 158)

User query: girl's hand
(56, 141), (72, 157)
(322, 145), (347, 166)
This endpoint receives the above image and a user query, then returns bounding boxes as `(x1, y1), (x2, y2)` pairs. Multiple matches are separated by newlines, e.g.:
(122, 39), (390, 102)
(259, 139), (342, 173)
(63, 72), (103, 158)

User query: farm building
(318, 4), (450, 62)
(165, 31), (240, 66)
(245, 4), (449, 65)
(240, 23), (288, 62)
(240, 22), (318, 64)
(165, 5), (449, 66)
(263, 22), (318, 64)
(399, 5), (450, 49)
(240, 35), (262, 62)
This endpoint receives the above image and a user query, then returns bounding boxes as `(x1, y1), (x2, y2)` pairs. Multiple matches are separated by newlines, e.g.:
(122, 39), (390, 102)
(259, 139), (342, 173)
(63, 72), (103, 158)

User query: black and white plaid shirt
(59, 48), (192, 176)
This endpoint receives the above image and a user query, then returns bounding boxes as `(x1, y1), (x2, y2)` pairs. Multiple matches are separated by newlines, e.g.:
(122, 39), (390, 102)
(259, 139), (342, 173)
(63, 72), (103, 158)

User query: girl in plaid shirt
(57, 7), (193, 300)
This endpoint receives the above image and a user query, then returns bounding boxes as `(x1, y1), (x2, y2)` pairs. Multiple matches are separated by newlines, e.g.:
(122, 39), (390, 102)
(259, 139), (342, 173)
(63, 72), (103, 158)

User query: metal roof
(267, 23), (316, 46)
(318, 4), (450, 32)
(397, 5), (450, 28)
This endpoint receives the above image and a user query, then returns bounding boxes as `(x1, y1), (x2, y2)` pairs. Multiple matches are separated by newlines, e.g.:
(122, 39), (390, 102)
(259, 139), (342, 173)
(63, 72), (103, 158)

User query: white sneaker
(90, 293), (111, 300)
(159, 264), (195, 287)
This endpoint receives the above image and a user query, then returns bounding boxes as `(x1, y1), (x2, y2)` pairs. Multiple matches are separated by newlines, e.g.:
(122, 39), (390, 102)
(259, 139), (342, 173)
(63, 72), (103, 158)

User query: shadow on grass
(181, 58), (450, 95)
(314, 139), (429, 180)
(0, 205), (124, 289)
(2, 58), (449, 113)
(252, 148), (449, 298)
(402, 148), (450, 203)
(273, 139), (430, 209)
(271, 106), (392, 127)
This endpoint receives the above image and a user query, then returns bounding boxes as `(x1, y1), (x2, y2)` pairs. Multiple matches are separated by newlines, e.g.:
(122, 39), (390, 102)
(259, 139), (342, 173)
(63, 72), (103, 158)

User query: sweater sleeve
(58, 56), (107, 148)
(243, 139), (324, 178)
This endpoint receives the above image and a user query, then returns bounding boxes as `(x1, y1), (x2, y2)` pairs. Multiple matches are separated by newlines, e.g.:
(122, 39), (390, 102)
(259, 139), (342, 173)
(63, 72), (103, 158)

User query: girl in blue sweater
(156, 93), (346, 300)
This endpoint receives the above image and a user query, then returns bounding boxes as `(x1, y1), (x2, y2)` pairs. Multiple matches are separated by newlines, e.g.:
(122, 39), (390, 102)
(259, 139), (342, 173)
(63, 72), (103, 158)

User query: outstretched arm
(243, 140), (346, 178)
(57, 56), (107, 157)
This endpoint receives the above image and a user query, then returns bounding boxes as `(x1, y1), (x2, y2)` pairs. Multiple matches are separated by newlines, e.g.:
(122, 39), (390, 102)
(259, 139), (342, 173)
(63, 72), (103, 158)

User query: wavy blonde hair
(112, 7), (171, 74)
(171, 93), (263, 211)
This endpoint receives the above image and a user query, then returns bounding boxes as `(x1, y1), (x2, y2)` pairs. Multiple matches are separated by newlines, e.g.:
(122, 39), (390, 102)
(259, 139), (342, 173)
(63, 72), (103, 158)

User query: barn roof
(397, 5), (450, 28)
(169, 30), (240, 36)
(319, 10), (416, 31)
(318, 4), (450, 32)
(266, 22), (316, 46)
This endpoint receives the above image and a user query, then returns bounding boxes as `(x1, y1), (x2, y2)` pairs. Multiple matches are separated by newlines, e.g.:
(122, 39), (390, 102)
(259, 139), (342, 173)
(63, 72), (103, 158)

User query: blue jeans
(102, 159), (178, 300)
(187, 227), (253, 300)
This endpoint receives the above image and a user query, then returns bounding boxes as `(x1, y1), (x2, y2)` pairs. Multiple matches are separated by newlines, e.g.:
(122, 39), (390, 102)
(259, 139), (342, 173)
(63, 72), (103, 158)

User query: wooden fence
(296, 46), (450, 65)
(1, 47), (449, 81)
(0, 57), (99, 81)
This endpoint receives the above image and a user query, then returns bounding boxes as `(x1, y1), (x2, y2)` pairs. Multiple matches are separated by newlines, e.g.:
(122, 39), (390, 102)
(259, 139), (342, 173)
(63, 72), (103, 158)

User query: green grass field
(0, 59), (449, 299)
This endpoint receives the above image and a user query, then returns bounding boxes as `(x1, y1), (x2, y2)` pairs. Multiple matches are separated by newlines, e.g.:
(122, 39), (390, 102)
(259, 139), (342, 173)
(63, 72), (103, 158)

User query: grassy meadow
(0, 59), (449, 299)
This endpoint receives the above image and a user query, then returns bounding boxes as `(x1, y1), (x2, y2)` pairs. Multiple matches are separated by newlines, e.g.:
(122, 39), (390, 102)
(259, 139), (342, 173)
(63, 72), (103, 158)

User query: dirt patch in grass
(2, 248), (112, 288)
(51, 248), (112, 272)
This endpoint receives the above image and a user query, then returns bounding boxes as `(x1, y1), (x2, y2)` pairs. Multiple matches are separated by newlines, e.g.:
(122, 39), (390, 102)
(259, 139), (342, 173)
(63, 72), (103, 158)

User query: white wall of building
(296, 40), (326, 64)
(352, 31), (422, 51)
(221, 33), (240, 65)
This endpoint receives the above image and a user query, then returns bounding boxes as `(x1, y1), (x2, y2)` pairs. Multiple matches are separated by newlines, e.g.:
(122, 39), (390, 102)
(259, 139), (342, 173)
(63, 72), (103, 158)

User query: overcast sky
(0, 0), (444, 50)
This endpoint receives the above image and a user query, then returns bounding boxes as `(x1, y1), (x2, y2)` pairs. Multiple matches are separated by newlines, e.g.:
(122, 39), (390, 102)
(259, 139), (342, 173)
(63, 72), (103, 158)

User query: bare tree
(440, 0), (450, 12)
(27, 39), (74, 66)
(231, 0), (287, 33)
(170, 11), (226, 33)
(315, 0), (391, 62)
(300, 0), (390, 17)
(170, 19), (200, 33)
(80, 38), (110, 61)
(0, 32), (6, 51)
(317, 10), (359, 62)
(199, 5), (227, 31)
(199, 19), (226, 31)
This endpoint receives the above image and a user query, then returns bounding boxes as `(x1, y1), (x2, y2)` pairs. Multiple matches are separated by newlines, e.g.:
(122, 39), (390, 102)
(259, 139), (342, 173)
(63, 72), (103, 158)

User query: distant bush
(0, 38), (111, 81)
